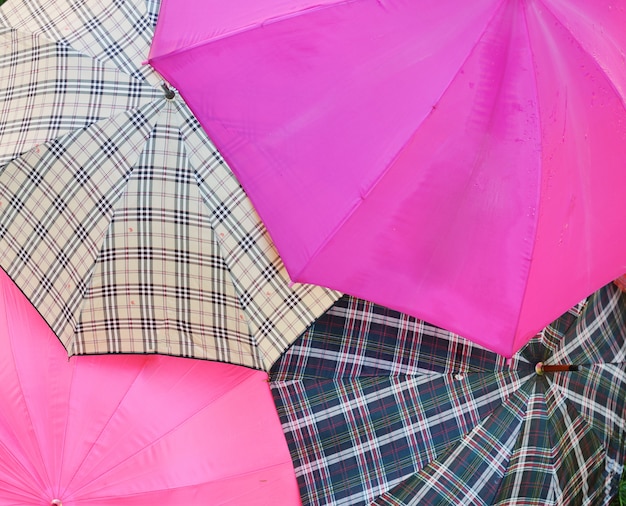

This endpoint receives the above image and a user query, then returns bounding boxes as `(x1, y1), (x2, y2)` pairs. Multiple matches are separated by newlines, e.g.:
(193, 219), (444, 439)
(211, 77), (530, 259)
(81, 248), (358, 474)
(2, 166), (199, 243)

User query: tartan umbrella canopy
(0, 268), (301, 505)
(270, 283), (626, 505)
(0, 0), (337, 370)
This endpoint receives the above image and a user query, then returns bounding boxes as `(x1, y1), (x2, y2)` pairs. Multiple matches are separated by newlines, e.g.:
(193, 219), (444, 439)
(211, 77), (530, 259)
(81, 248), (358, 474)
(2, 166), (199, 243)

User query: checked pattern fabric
(0, 0), (338, 370)
(270, 283), (626, 505)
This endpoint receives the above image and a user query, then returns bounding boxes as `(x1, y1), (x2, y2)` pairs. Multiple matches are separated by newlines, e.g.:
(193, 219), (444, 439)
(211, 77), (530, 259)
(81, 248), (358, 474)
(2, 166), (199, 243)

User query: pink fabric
(0, 270), (301, 505)
(149, 0), (626, 356)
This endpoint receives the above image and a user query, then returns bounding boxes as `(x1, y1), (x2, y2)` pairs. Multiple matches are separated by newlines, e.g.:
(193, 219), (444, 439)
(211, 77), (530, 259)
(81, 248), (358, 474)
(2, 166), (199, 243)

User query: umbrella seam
(64, 369), (270, 499)
(149, 0), (361, 63)
(507, 0), (545, 357)
(65, 460), (297, 503)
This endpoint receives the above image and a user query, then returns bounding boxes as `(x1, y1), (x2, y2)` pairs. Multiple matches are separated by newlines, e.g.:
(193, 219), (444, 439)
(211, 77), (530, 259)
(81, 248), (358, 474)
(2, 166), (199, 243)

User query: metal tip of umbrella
(161, 83), (176, 100)
(535, 362), (581, 375)
(51, 500), (62, 506)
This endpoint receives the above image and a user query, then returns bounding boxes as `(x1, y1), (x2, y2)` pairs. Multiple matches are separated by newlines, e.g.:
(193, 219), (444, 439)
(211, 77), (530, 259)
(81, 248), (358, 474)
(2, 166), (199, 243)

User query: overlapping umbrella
(0, 0), (338, 370)
(0, 269), (301, 505)
(149, 0), (626, 357)
(271, 283), (626, 505)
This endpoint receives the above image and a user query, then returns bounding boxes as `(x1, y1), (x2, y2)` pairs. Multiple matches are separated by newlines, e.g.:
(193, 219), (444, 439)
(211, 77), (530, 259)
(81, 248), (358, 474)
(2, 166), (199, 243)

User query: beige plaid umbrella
(0, 0), (338, 370)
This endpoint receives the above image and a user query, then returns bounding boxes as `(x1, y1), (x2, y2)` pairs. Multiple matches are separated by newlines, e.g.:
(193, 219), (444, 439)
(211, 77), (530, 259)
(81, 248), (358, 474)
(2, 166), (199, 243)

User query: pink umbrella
(147, 0), (626, 357)
(0, 270), (300, 505)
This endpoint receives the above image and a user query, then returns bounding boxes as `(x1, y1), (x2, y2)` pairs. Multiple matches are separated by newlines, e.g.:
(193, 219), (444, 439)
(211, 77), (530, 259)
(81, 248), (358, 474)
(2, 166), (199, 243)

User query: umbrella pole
(535, 363), (580, 375)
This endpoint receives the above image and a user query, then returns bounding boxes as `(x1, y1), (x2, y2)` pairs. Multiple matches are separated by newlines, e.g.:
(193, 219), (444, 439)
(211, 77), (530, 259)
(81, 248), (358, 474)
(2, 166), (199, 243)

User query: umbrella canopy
(149, 0), (626, 357)
(0, 0), (338, 370)
(0, 269), (301, 505)
(270, 283), (626, 505)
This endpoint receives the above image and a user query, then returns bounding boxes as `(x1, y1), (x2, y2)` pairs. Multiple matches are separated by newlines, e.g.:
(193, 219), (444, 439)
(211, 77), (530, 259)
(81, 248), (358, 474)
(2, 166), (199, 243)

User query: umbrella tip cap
(51, 500), (62, 506)
(160, 83), (176, 100)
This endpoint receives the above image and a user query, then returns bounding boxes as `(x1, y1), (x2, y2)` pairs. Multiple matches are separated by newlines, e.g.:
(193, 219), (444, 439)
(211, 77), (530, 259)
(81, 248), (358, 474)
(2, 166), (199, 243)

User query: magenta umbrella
(0, 269), (300, 505)
(148, 0), (626, 357)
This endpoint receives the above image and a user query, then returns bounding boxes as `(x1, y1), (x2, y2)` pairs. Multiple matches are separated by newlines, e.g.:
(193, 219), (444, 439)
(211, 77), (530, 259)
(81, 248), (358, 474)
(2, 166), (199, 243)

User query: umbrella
(270, 283), (626, 505)
(0, 0), (338, 370)
(148, 0), (626, 357)
(0, 269), (301, 505)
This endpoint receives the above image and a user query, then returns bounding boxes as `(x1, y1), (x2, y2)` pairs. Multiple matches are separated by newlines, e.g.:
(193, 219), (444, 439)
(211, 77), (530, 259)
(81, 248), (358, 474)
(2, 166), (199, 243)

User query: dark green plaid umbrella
(270, 283), (626, 505)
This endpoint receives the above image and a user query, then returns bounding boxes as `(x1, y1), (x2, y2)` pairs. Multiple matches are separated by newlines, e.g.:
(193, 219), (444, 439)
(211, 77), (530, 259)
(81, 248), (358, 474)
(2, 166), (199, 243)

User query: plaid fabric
(0, 0), (338, 370)
(271, 284), (626, 505)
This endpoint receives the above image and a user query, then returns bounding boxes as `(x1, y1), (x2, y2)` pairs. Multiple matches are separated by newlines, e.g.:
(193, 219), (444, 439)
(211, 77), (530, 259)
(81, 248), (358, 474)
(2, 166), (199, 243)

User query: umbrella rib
(0, 70), (162, 170)
(544, 380), (606, 503)
(0, 442), (53, 501)
(68, 460), (294, 504)
(506, 3), (545, 355)
(549, 362), (625, 456)
(179, 113), (268, 369)
(56, 354), (78, 498)
(0, 26), (161, 168)
(6, 0), (153, 81)
(0, 26), (156, 85)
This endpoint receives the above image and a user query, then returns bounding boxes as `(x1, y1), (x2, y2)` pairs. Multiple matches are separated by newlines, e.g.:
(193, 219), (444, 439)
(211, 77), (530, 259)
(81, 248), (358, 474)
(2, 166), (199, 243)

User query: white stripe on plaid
(0, 0), (339, 370)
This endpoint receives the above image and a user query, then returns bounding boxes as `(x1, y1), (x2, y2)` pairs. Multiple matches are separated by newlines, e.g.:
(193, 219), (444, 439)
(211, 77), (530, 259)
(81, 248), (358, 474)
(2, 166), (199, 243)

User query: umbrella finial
(51, 500), (62, 506)
(160, 83), (176, 100)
